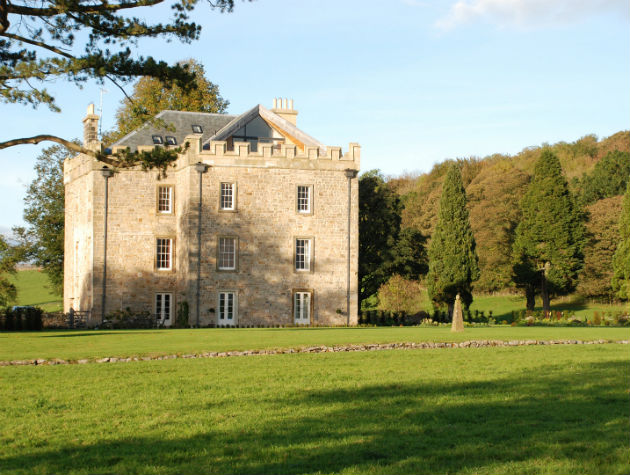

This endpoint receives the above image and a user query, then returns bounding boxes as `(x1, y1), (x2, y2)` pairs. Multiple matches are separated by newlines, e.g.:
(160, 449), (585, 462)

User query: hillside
(388, 131), (630, 296)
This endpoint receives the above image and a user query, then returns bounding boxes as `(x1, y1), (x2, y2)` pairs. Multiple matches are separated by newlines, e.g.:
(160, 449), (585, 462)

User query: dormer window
(152, 135), (164, 145)
(192, 124), (203, 134)
(165, 136), (177, 146)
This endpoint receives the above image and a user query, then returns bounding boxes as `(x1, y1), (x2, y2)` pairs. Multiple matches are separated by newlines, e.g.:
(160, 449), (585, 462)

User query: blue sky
(1, 0), (628, 232)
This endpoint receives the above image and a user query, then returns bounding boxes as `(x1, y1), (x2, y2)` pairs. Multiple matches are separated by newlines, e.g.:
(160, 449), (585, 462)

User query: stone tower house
(64, 100), (360, 327)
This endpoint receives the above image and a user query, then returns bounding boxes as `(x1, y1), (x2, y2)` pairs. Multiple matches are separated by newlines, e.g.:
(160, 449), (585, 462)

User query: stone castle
(63, 99), (360, 327)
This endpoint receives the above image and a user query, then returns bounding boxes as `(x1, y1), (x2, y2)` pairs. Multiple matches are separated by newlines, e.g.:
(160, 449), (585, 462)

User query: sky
(0, 0), (628, 233)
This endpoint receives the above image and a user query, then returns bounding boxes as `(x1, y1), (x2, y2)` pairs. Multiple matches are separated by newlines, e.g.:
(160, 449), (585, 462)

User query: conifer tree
(426, 163), (479, 316)
(611, 182), (630, 301)
(512, 149), (585, 312)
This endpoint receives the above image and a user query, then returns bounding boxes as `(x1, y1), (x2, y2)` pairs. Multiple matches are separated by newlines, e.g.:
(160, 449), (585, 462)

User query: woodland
(367, 131), (630, 312)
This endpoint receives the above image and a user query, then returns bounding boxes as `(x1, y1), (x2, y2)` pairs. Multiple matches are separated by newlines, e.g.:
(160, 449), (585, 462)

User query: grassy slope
(0, 327), (628, 361)
(8, 269), (62, 312)
(1, 345), (628, 475)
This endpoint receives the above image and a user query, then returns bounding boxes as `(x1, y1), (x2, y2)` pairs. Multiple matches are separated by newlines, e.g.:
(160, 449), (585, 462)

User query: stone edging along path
(1, 338), (628, 367)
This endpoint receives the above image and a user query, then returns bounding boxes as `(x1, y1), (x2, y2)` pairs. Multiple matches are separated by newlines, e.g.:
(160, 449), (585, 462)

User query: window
(156, 238), (172, 270)
(218, 292), (237, 325)
(191, 124), (203, 134)
(157, 186), (173, 213)
(165, 136), (177, 146)
(297, 185), (312, 214)
(294, 291), (311, 324)
(295, 238), (311, 271)
(155, 293), (173, 326)
(220, 183), (236, 211)
(218, 237), (237, 270)
(152, 135), (164, 145)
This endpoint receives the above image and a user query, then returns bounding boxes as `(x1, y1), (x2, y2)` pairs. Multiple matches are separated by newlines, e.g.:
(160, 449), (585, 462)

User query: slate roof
(205, 104), (326, 151)
(111, 105), (326, 152)
(111, 110), (236, 151)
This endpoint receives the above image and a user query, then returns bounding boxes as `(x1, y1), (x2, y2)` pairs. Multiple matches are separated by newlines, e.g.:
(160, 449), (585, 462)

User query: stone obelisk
(451, 293), (464, 332)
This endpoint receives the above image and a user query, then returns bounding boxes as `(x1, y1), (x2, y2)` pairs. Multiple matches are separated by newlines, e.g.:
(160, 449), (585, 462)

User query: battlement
(109, 136), (360, 171)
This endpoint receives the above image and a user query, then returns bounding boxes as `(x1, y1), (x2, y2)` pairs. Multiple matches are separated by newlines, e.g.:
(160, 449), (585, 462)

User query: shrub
(176, 301), (189, 328)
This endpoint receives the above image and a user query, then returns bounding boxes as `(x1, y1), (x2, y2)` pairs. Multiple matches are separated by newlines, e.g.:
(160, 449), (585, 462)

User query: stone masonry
(64, 100), (360, 327)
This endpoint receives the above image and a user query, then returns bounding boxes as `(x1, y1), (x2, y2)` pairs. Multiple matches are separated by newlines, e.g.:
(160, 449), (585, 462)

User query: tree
(107, 59), (229, 144)
(512, 149), (585, 312)
(0, 235), (18, 306)
(359, 170), (402, 304)
(0, 0), (243, 169)
(389, 227), (428, 280)
(612, 182), (630, 302)
(426, 163), (479, 316)
(13, 145), (68, 295)
(377, 275), (421, 314)
(576, 196), (623, 301)
(579, 150), (630, 205)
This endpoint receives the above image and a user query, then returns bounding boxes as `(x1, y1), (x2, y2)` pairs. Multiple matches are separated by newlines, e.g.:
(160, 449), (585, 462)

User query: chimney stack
(83, 103), (100, 151)
(271, 97), (298, 126)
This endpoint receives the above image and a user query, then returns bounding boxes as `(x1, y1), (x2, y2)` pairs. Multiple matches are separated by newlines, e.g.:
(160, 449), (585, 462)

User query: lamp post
(194, 162), (208, 327)
(344, 169), (357, 326)
(101, 166), (114, 324)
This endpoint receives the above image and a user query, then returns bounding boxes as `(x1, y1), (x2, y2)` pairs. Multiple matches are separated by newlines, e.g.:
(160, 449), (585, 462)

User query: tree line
(362, 134), (630, 315)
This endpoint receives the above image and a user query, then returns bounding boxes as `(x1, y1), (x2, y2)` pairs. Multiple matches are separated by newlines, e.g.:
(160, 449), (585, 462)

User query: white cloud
(436, 0), (627, 30)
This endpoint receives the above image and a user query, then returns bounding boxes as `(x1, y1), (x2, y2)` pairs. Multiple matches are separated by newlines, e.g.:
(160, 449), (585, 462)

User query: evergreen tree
(512, 149), (585, 312)
(359, 170), (402, 304)
(0, 0), (243, 170)
(426, 163), (479, 316)
(611, 182), (630, 301)
(579, 150), (630, 205)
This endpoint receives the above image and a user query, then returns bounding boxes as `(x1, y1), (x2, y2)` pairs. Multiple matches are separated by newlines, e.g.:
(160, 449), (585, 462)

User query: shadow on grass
(41, 330), (165, 338)
(2, 360), (628, 475)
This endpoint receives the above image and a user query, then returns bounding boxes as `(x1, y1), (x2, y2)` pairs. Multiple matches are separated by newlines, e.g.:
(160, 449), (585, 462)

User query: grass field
(8, 269), (62, 312)
(392, 287), (628, 322)
(1, 342), (628, 475)
(1, 326), (628, 361)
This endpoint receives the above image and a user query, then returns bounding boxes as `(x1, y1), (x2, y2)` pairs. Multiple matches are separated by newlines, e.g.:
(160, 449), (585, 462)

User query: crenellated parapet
(182, 136), (360, 171)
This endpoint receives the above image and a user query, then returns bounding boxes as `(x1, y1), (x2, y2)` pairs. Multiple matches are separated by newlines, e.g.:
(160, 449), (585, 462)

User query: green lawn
(370, 287), (628, 322)
(469, 293), (629, 322)
(0, 327), (628, 362)
(8, 269), (62, 312)
(1, 344), (628, 475)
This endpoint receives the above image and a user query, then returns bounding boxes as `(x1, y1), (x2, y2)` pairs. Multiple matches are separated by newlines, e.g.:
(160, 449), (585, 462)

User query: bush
(176, 301), (190, 328)
(1, 307), (43, 331)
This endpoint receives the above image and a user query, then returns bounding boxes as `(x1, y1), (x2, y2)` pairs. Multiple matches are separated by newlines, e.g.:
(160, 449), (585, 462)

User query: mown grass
(0, 327), (628, 362)
(1, 344), (628, 475)
(469, 293), (629, 322)
(8, 269), (62, 312)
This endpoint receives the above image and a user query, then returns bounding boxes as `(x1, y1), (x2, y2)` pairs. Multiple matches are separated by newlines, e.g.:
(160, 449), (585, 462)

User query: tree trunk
(525, 285), (536, 311)
(541, 271), (550, 315)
